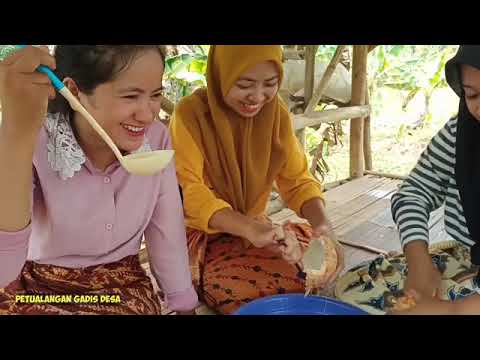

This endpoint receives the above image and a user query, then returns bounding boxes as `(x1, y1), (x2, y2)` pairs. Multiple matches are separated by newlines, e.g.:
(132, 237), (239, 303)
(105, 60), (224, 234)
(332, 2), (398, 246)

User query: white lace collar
(45, 113), (152, 180)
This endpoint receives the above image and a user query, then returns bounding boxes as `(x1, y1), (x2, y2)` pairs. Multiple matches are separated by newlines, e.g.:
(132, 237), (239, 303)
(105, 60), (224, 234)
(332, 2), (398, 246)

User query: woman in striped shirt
(391, 45), (480, 314)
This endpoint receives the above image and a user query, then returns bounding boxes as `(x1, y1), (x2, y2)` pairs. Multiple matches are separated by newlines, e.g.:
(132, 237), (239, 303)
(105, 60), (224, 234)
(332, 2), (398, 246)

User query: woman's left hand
(312, 222), (345, 286)
(272, 226), (303, 265)
(280, 228), (303, 264)
(326, 237), (345, 285)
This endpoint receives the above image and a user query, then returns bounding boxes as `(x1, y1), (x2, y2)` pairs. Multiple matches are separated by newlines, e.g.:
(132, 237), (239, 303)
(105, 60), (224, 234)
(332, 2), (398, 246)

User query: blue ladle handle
(15, 45), (65, 91)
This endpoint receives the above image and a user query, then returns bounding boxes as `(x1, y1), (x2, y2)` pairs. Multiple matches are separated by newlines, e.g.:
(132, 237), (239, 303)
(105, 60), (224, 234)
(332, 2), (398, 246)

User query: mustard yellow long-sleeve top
(170, 103), (323, 234)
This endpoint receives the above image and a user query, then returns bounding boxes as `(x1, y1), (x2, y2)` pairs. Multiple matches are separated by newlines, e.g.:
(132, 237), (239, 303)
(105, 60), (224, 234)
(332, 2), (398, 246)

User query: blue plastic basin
(233, 294), (368, 315)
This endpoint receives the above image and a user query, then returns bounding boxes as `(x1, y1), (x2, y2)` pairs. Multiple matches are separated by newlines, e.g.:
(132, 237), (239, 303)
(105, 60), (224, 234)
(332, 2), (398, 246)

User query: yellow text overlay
(15, 294), (121, 304)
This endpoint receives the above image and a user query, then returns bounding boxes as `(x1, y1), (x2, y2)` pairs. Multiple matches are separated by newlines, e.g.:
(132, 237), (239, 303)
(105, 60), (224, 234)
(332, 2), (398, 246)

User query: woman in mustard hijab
(170, 45), (343, 314)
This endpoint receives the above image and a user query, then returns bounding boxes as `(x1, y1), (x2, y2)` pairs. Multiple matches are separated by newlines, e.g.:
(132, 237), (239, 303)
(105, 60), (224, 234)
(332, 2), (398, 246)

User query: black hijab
(445, 45), (480, 268)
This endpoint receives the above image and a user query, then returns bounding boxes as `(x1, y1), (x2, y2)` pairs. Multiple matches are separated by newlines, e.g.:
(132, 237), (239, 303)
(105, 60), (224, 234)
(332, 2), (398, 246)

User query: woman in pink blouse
(0, 45), (198, 315)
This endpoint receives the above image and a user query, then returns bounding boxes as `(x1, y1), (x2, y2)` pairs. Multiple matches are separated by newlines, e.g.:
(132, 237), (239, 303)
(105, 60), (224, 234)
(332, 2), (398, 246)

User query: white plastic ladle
(16, 45), (174, 176)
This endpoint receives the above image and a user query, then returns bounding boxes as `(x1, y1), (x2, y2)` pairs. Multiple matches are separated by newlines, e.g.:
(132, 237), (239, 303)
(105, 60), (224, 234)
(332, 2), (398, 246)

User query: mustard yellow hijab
(182, 45), (294, 215)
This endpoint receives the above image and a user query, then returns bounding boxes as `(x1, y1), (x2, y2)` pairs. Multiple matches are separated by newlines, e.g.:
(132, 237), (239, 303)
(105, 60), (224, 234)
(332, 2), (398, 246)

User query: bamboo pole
(349, 45), (369, 178)
(160, 95), (175, 116)
(364, 170), (407, 180)
(304, 45), (347, 116)
(296, 45), (318, 148)
(337, 238), (389, 256)
(304, 45), (318, 102)
(364, 86), (372, 171)
(294, 105), (370, 131)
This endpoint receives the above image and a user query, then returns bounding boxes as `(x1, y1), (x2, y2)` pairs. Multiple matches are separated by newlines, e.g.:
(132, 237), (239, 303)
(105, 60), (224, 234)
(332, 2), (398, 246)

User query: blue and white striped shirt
(391, 117), (474, 249)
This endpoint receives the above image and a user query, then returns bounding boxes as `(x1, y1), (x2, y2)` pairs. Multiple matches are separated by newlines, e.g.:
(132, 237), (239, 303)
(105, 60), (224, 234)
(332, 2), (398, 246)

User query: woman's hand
(403, 241), (442, 299)
(389, 290), (455, 315)
(244, 221), (282, 249)
(277, 227), (303, 265)
(0, 45), (56, 140)
(312, 222), (345, 286)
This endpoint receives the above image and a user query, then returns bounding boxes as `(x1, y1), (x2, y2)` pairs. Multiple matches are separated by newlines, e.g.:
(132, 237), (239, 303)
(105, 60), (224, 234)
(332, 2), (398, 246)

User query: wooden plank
(334, 197), (396, 235)
(323, 179), (350, 192)
(341, 221), (401, 252)
(327, 181), (395, 218)
(333, 198), (401, 235)
(269, 175), (389, 223)
(340, 221), (402, 273)
(271, 177), (401, 241)
(323, 175), (390, 209)
(342, 213), (450, 273)
(327, 178), (400, 228)
(369, 207), (396, 229)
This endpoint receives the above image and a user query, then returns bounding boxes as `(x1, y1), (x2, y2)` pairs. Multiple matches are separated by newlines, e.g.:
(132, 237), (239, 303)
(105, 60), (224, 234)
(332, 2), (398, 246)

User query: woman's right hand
(403, 241), (442, 298)
(244, 221), (282, 249)
(0, 45), (56, 138)
(404, 263), (441, 298)
(244, 221), (303, 264)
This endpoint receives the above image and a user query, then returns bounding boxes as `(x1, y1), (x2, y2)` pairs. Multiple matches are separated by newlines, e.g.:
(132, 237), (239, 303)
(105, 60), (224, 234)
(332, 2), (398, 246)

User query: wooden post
(296, 45), (318, 148)
(363, 85), (372, 171)
(160, 95), (175, 116)
(304, 45), (318, 106)
(349, 45), (368, 178)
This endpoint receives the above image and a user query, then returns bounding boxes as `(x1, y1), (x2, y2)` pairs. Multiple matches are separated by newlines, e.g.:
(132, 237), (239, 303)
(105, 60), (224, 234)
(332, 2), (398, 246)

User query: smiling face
(74, 49), (165, 154)
(223, 61), (280, 118)
(462, 64), (480, 122)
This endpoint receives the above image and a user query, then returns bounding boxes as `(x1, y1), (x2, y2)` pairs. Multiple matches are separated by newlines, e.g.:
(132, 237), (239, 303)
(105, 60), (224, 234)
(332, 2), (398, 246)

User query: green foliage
(302, 45), (460, 181)
(315, 45), (339, 64)
(0, 44), (462, 184)
(305, 127), (320, 155)
(163, 46), (208, 101)
(369, 45), (457, 99)
(396, 123), (407, 142)
(367, 45), (458, 130)
(0, 45), (16, 61)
